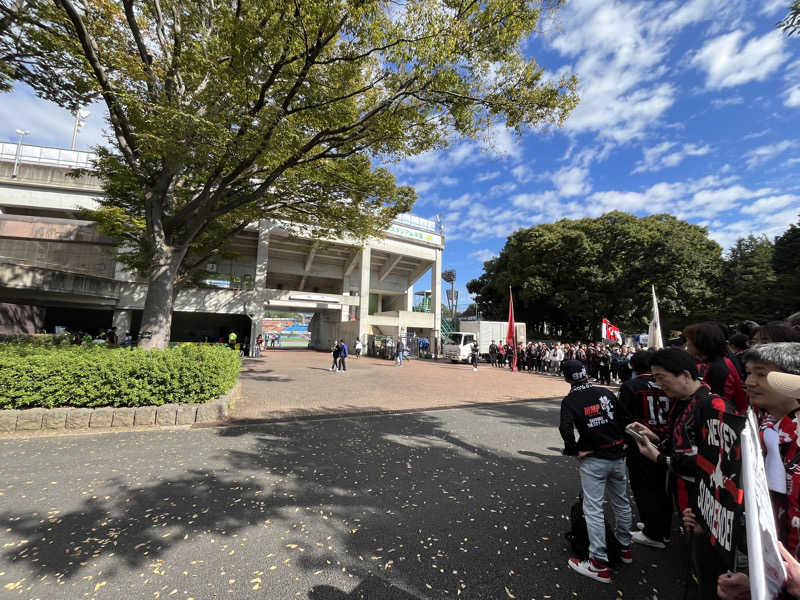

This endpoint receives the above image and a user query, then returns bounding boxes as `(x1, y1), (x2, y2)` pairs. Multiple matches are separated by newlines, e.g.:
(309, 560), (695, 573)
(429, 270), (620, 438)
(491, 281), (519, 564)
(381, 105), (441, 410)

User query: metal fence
(0, 143), (98, 170)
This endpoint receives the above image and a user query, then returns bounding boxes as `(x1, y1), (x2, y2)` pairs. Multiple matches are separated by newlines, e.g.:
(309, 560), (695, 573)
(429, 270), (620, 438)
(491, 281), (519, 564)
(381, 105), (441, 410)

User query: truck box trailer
(442, 321), (527, 362)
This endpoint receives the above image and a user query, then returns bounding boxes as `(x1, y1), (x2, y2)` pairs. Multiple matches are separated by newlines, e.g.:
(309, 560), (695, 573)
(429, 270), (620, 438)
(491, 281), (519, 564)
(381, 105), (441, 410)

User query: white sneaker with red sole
(568, 557), (611, 583)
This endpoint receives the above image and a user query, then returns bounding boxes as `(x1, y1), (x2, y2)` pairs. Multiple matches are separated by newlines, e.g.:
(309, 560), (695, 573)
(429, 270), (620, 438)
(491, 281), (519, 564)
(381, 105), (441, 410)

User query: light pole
(12, 129), (30, 178)
(71, 109), (90, 150)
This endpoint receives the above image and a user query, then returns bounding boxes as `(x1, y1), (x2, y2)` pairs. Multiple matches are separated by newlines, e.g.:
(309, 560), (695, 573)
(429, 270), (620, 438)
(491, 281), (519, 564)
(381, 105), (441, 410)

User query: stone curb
(0, 382), (240, 436)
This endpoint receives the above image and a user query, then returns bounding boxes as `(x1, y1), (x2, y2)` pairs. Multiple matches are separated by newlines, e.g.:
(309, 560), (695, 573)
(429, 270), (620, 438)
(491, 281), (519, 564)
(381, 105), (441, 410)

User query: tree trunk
(137, 244), (188, 349)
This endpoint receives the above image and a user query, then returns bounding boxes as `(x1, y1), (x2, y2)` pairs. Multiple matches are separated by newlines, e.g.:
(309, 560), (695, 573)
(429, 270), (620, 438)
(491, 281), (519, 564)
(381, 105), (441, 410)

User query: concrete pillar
(112, 309), (133, 335)
(377, 294), (383, 313)
(340, 276), (350, 322)
(358, 246), (371, 344)
(431, 248), (442, 357)
(249, 316), (262, 357)
(255, 220), (270, 290)
(407, 286), (414, 311)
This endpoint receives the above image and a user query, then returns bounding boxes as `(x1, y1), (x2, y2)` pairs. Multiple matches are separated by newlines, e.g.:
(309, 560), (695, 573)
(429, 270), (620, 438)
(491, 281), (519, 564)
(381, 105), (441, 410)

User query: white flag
(742, 409), (787, 599)
(648, 285), (663, 350)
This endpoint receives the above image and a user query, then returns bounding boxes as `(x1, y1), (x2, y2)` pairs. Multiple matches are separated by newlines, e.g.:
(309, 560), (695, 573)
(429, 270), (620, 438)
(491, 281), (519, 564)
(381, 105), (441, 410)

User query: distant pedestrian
(338, 339), (348, 372)
(550, 344), (564, 375)
(471, 340), (479, 371)
(330, 342), (341, 372)
(256, 334), (263, 357)
(395, 338), (405, 366)
(489, 340), (498, 367)
(228, 330), (238, 351)
(354, 338), (362, 358)
(598, 348), (611, 385)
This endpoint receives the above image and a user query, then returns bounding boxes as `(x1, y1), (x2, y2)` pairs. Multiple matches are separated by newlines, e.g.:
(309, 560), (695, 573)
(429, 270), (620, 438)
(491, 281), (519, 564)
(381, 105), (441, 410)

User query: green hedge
(0, 343), (241, 410)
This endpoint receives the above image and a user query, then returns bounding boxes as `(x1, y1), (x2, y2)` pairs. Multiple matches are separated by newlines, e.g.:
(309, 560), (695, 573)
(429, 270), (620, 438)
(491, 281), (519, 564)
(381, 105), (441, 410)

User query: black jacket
(559, 382), (628, 460)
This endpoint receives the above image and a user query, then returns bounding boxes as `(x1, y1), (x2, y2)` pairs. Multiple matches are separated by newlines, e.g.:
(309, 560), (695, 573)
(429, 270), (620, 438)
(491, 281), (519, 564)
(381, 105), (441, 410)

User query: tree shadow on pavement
(218, 409), (689, 600)
(0, 405), (688, 598)
(0, 470), (264, 581)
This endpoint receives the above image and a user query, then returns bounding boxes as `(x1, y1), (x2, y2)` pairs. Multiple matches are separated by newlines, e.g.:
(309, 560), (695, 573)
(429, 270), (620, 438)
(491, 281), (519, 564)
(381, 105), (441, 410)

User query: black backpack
(564, 495), (623, 565)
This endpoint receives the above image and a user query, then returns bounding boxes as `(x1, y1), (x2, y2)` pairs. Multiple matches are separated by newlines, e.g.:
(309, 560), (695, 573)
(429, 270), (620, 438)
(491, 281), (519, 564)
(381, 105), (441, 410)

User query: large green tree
(466, 212), (723, 340)
(718, 235), (778, 325)
(773, 216), (800, 318)
(0, 0), (577, 348)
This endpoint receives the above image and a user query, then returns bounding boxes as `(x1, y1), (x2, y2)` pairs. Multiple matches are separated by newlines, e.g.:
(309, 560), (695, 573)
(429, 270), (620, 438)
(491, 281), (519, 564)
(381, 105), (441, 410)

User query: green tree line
(466, 211), (799, 340)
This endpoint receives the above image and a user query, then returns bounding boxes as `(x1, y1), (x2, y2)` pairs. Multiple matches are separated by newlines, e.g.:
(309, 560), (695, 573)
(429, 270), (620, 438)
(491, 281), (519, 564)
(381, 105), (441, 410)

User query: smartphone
(625, 426), (648, 443)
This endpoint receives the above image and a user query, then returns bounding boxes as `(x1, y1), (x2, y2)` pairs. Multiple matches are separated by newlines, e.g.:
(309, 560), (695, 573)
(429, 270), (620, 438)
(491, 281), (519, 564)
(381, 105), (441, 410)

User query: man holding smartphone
(618, 350), (673, 550)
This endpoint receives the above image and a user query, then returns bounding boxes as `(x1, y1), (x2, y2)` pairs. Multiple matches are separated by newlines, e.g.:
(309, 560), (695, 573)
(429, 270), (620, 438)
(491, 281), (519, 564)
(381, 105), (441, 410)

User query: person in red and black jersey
(559, 360), (633, 584)
(629, 348), (736, 600)
(684, 322), (748, 413)
(618, 350), (673, 549)
(713, 343), (800, 600)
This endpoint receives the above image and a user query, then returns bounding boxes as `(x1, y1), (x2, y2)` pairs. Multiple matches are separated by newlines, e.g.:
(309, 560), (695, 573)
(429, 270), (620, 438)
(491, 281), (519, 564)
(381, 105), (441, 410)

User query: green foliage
(773, 217), (800, 317)
(0, 333), (72, 346)
(467, 211), (723, 339)
(0, 343), (240, 410)
(719, 235), (780, 324)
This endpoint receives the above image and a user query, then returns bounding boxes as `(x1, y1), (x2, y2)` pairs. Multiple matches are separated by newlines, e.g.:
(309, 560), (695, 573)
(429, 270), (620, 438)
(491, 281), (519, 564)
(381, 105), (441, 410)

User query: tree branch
(54, 0), (139, 169)
(120, 0), (155, 94)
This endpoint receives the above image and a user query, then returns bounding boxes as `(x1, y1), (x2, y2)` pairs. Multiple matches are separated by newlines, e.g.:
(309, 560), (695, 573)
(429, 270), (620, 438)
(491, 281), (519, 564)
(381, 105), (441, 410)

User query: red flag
(507, 289), (517, 372)
(601, 318), (623, 344)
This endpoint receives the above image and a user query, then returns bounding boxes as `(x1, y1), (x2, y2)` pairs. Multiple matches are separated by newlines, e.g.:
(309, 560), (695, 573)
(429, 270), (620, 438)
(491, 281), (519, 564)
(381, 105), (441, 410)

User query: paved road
(0, 401), (685, 599)
(233, 350), (576, 422)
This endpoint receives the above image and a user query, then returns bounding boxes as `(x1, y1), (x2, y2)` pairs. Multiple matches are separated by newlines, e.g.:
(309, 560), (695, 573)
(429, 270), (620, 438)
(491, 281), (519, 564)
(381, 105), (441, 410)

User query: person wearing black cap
(559, 359), (633, 584)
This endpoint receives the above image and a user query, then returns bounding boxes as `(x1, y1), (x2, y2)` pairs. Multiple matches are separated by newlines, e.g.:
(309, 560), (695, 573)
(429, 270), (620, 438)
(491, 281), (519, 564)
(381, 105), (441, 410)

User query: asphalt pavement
(0, 400), (686, 599)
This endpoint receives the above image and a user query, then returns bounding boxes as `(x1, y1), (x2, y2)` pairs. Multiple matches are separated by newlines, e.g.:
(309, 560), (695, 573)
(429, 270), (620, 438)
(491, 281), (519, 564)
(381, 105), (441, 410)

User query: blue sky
(2, 0), (799, 311)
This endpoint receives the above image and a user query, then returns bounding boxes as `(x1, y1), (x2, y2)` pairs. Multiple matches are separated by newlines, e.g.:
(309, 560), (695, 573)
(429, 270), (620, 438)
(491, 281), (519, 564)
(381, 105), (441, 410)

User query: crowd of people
(557, 313), (800, 599)
(486, 339), (638, 383)
(67, 326), (131, 346)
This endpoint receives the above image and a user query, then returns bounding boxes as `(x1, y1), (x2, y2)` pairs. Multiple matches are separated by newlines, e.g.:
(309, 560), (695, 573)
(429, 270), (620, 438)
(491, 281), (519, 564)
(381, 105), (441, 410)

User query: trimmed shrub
(0, 343), (241, 409)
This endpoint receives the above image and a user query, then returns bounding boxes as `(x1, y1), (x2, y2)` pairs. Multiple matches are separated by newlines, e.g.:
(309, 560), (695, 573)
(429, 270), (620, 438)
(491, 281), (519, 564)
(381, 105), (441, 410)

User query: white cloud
(743, 129), (770, 140)
(744, 140), (796, 168)
(551, 165), (591, 197)
(785, 85), (800, 107)
(488, 181), (517, 197)
(439, 176), (458, 186)
(546, 1), (675, 143)
(740, 194), (799, 214)
(411, 180), (436, 195)
(711, 96), (744, 108)
(469, 249), (497, 263)
(439, 193), (474, 210)
(475, 171), (501, 182)
(710, 206), (799, 251)
(633, 141), (711, 173)
(393, 141), (483, 175)
(659, 0), (739, 32)
(582, 178), (773, 219)
(689, 185), (775, 215)
(691, 30), (788, 89)
(545, 0), (735, 144)
(761, 0), (788, 16)
(511, 190), (558, 210)
(511, 164), (533, 183)
(480, 124), (522, 160)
